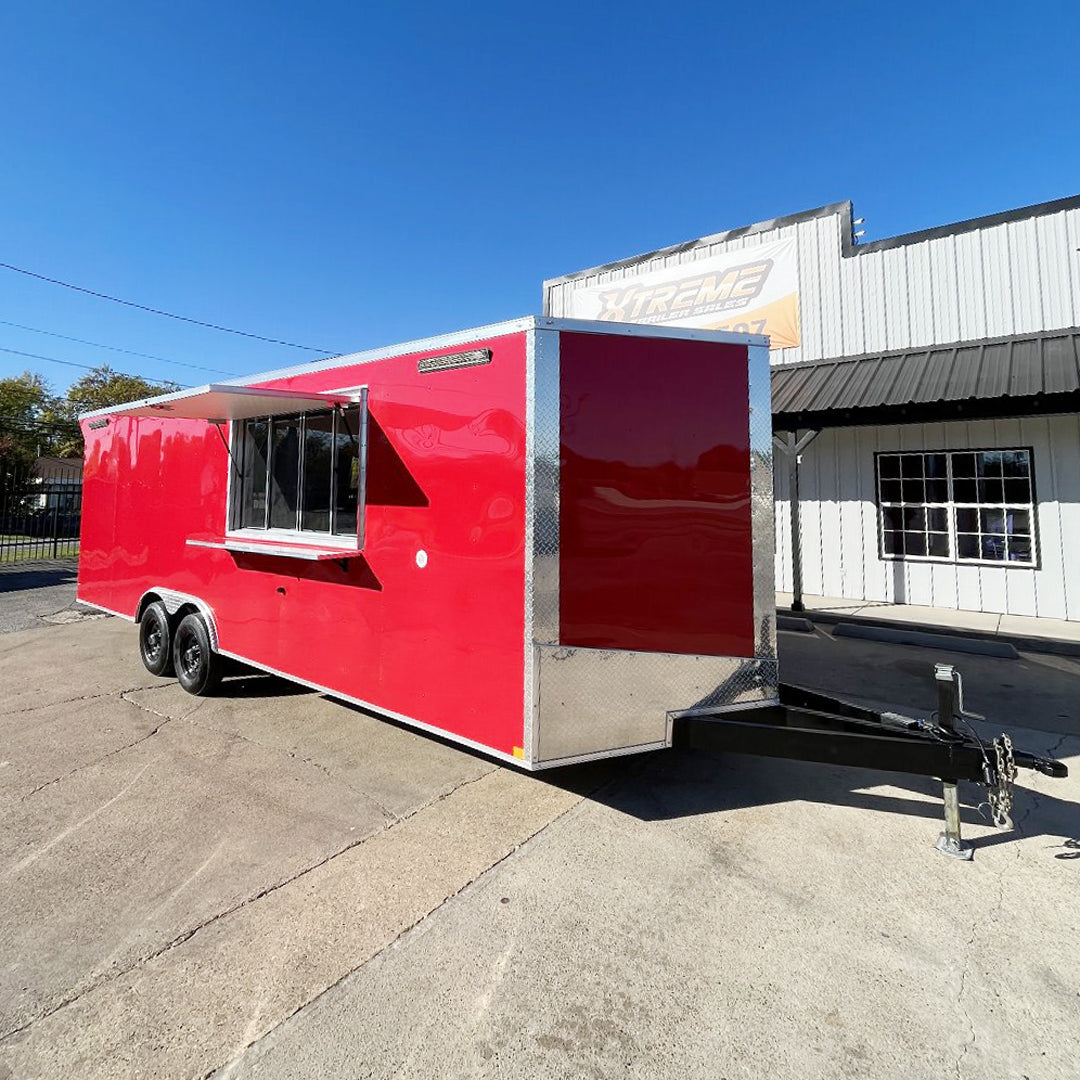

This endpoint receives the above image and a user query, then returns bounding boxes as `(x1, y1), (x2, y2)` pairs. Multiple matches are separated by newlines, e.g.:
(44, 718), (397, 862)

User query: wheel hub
(181, 639), (201, 676)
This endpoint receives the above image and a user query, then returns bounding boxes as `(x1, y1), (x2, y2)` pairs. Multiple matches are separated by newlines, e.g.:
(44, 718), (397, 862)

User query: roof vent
(417, 348), (492, 374)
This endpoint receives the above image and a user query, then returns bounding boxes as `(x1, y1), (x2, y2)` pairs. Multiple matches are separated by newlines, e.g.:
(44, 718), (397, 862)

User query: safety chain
(988, 733), (1017, 829)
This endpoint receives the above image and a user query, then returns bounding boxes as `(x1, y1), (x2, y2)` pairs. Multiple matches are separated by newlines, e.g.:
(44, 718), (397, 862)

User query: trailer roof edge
(82, 317), (768, 418)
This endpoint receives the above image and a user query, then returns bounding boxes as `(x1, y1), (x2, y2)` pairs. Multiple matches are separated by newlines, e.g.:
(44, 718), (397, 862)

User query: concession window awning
(82, 384), (359, 424)
(772, 327), (1080, 431)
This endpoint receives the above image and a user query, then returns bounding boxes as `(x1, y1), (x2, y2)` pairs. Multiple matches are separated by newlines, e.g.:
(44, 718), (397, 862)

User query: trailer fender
(136, 588), (220, 652)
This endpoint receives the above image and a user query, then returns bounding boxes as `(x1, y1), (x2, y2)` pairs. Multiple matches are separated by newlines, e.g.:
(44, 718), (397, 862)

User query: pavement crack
(202, 768), (619, 1079)
(119, 684), (188, 721)
(21, 719), (172, 800)
(1, 687), (157, 719)
(15, 687), (184, 801)
(954, 950), (977, 1080)
(177, 714), (397, 819)
(0, 767), (498, 1046)
(1046, 732), (1072, 759)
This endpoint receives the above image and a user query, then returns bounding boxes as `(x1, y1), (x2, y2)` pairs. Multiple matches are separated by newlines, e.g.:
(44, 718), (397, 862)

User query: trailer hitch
(671, 663), (1068, 861)
(1016, 751), (1069, 778)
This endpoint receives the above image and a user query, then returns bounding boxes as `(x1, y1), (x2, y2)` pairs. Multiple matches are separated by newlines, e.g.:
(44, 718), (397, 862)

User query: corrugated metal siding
(548, 200), (1080, 621)
(545, 203), (1080, 367)
(774, 417), (1080, 620)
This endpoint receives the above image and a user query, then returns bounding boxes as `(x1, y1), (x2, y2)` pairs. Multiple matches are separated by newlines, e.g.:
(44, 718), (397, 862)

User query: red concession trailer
(79, 315), (1066, 856)
(78, 317), (778, 770)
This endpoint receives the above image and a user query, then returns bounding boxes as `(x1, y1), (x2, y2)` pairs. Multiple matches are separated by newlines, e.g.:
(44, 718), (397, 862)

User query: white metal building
(543, 196), (1080, 622)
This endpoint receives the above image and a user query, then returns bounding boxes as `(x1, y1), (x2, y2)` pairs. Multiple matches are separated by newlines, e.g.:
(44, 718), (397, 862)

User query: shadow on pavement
(211, 666), (1079, 854)
(216, 672), (317, 699)
(569, 747), (1080, 854)
(0, 562), (78, 593)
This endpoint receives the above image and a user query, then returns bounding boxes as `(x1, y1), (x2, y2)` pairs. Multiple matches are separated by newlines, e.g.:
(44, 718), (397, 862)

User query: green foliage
(0, 365), (179, 467)
(60, 367), (180, 421)
(0, 371), (61, 482)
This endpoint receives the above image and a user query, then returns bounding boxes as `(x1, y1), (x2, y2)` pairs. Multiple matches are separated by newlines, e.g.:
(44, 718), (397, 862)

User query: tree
(48, 366), (181, 458)
(0, 371), (61, 483)
(62, 366), (179, 418)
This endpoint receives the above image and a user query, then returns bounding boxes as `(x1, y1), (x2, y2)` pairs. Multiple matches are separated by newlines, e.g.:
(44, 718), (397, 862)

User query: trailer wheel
(139, 601), (174, 676)
(172, 612), (222, 696)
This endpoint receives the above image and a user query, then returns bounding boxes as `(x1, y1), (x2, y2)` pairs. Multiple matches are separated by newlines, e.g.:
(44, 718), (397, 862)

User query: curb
(831, 622), (1019, 658)
(778, 606), (1080, 659)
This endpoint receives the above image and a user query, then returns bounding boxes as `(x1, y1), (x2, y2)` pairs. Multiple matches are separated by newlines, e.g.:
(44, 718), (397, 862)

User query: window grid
(230, 403), (364, 542)
(876, 449), (1036, 568)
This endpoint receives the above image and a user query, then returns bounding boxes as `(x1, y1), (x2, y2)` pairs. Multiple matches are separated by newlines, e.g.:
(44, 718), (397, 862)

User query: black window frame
(874, 447), (1039, 569)
(228, 393), (369, 548)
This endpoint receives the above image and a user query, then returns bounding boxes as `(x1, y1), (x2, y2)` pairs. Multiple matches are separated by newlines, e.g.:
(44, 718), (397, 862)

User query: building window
(876, 449), (1036, 567)
(232, 403), (365, 543)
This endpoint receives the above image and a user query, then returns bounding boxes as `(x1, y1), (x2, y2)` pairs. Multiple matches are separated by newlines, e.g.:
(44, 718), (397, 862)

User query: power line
(0, 319), (238, 376)
(0, 261), (339, 354)
(0, 345), (188, 387)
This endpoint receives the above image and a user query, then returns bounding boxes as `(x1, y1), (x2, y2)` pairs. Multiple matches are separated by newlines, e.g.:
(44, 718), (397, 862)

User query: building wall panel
(548, 201), (1080, 622)
(954, 230), (988, 342)
(1042, 413), (1080, 621)
(775, 418), (1075, 620)
(1067, 211), (1080, 326)
(546, 203), (1080, 368)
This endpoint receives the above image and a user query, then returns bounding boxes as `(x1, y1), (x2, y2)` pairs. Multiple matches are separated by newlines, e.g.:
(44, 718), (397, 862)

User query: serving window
(230, 397), (368, 546)
(876, 448), (1036, 567)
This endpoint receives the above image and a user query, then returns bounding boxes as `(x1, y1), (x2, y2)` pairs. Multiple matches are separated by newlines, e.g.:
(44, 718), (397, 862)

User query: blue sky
(1, 0), (1077, 392)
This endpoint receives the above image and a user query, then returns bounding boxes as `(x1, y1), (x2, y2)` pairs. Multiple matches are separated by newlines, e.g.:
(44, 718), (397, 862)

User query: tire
(172, 612), (222, 696)
(139, 601), (174, 676)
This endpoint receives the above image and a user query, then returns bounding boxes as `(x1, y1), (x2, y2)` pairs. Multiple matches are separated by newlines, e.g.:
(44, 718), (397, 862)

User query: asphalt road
(0, 560), (86, 633)
(0, 575), (1077, 1080)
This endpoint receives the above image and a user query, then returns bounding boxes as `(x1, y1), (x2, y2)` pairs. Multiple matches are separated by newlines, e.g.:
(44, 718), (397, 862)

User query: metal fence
(0, 459), (83, 564)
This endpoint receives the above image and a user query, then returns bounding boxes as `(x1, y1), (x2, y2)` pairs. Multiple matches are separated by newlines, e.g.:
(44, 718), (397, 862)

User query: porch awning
(772, 327), (1080, 430)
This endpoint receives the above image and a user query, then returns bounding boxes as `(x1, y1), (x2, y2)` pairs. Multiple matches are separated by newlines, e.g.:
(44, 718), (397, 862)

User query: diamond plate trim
(748, 343), (777, 661)
(523, 327), (561, 764)
(531, 328), (560, 646)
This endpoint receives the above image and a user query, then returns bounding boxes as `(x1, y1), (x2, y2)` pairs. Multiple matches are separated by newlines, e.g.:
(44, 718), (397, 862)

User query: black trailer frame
(673, 663), (1067, 859)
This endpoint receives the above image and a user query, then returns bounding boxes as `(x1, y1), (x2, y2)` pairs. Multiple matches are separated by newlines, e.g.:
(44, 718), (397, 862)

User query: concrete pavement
(212, 742), (1080, 1080)
(0, 603), (1077, 1079)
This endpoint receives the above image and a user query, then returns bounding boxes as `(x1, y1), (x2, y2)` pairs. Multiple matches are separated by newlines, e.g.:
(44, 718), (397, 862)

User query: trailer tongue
(675, 663), (1067, 859)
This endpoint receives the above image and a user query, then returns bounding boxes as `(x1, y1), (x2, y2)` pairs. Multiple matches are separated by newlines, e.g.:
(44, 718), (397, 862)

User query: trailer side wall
(78, 332), (530, 758)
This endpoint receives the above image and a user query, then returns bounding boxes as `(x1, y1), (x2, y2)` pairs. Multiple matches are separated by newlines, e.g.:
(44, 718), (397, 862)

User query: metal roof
(772, 327), (1080, 429)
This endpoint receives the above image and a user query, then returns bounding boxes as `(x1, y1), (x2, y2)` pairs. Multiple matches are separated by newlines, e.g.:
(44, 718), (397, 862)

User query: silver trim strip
(526, 327), (561, 762)
(531, 739), (669, 769)
(531, 328), (561, 646)
(522, 329), (537, 766)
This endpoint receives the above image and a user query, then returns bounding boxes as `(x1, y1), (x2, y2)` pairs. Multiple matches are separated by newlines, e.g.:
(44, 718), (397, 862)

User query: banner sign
(566, 237), (800, 349)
